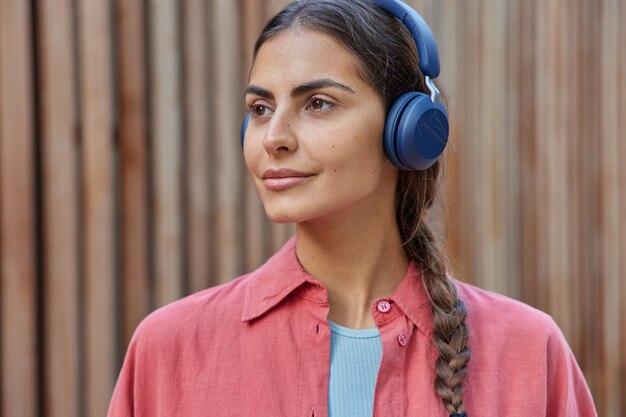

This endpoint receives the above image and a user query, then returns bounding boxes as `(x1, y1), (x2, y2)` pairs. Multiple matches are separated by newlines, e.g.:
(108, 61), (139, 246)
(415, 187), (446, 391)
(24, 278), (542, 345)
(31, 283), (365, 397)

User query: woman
(108, 1), (596, 416)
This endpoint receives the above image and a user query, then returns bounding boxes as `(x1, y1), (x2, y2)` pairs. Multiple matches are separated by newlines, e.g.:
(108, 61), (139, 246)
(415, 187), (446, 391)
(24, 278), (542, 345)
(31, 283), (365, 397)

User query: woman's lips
(262, 168), (315, 191)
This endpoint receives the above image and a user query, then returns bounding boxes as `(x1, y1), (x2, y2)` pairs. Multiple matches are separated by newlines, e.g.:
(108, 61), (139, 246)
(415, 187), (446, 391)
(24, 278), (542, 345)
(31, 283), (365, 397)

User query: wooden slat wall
(600, 2), (621, 414)
(0, 1), (623, 416)
(78, 0), (116, 414)
(150, 0), (184, 307)
(429, 2), (626, 417)
(211, 0), (245, 283)
(0, 1), (37, 416)
(37, 1), (80, 416)
(616, 1), (626, 415)
(116, 0), (150, 355)
(183, 0), (212, 294)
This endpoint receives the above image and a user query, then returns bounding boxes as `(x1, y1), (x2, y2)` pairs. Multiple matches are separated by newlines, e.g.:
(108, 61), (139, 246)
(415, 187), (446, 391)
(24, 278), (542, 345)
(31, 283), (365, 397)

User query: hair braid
(417, 223), (470, 414)
(397, 169), (471, 415)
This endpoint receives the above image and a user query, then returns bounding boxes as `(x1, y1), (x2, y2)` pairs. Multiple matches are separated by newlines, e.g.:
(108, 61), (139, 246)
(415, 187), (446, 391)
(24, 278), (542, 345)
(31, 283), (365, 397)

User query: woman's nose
(262, 111), (297, 155)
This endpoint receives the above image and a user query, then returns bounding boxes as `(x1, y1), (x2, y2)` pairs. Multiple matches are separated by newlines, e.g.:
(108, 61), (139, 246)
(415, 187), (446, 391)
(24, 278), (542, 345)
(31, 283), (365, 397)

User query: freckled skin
(243, 29), (397, 226)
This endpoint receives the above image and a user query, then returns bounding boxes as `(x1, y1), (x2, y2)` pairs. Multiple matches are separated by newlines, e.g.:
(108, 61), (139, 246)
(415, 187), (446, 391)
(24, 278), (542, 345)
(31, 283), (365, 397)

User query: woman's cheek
(243, 140), (263, 174)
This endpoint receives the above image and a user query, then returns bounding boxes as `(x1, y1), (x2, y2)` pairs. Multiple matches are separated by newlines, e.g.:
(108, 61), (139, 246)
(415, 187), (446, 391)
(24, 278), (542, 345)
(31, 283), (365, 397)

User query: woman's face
(244, 28), (397, 224)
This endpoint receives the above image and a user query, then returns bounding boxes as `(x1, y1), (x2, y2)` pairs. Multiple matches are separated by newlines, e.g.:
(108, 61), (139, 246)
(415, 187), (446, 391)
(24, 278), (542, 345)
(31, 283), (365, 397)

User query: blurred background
(0, 0), (624, 416)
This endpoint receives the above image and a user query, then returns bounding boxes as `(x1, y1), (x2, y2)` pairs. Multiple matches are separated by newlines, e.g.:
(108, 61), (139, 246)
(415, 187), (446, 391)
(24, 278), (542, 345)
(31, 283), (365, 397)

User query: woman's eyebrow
(291, 79), (356, 96)
(245, 79), (356, 99)
(245, 85), (273, 100)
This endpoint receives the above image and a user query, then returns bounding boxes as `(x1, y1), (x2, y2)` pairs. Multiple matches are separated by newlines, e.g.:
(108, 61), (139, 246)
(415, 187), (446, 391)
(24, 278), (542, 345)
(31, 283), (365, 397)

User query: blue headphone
(241, 0), (449, 171)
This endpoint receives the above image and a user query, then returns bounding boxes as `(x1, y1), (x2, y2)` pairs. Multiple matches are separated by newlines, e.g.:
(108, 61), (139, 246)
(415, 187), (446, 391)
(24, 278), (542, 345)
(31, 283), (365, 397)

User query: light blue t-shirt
(328, 320), (383, 417)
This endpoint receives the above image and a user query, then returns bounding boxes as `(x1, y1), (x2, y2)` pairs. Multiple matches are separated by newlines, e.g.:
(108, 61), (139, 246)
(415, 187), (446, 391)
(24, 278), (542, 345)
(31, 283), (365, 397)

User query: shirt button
(397, 333), (407, 346)
(377, 300), (391, 313)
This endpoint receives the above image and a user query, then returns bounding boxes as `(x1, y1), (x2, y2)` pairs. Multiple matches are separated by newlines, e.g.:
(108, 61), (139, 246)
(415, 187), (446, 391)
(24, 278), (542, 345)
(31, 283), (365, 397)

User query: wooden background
(0, 0), (624, 416)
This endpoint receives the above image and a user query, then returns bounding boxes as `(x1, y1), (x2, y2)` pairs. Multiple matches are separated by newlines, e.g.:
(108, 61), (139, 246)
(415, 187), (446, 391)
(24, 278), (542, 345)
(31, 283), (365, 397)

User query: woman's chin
(267, 215), (296, 225)
(263, 208), (300, 224)
(263, 205), (321, 225)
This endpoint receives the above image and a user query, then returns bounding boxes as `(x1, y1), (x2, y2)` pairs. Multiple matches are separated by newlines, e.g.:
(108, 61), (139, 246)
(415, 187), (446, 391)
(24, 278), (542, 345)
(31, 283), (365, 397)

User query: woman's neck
(295, 209), (409, 330)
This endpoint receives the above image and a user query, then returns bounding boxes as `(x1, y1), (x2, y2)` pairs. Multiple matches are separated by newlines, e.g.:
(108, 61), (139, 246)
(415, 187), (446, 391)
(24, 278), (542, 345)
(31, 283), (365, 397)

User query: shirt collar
(241, 236), (313, 322)
(241, 236), (433, 335)
(390, 259), (433, 335)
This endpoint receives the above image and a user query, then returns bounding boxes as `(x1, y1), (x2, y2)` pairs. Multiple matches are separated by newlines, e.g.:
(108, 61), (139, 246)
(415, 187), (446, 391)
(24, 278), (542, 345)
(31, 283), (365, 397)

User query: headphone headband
(370, 0), (440, 78)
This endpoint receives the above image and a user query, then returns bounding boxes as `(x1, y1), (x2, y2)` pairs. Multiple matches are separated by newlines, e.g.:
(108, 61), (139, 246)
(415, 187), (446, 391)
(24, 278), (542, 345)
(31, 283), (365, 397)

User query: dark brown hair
(253, 0), (471, 414)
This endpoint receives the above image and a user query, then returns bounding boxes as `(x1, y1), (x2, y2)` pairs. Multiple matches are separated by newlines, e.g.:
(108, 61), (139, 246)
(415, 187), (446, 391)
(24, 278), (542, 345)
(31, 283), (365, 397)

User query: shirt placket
(296, 284), (331, 417)
(372, 299), (414, 417)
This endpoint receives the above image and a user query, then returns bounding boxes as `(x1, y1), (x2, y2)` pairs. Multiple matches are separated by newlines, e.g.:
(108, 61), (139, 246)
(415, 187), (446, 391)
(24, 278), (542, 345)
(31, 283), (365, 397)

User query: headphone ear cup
(383, 91), (449, 171)
(240, 113), (250, 147)
(384, 92), (416, 170)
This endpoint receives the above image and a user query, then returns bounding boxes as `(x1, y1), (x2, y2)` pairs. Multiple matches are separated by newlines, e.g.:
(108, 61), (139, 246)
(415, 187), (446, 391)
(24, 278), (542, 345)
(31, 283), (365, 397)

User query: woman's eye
(249, 104), (273, 118)
(307, 98), (333, 112)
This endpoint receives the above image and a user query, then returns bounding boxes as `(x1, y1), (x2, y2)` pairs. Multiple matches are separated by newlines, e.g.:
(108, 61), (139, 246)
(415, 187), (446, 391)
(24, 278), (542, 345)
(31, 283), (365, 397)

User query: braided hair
(253, 1), (471, 414)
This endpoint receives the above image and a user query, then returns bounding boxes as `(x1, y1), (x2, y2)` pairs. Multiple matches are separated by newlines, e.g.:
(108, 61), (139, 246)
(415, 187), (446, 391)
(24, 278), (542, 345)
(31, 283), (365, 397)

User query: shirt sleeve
(545, 319), (597, 417)
(107, 336), (138, 417)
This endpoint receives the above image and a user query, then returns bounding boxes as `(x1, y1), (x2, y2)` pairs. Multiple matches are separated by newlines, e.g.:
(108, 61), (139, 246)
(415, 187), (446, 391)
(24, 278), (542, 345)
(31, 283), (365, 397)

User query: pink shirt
(108, 237), (596, 416)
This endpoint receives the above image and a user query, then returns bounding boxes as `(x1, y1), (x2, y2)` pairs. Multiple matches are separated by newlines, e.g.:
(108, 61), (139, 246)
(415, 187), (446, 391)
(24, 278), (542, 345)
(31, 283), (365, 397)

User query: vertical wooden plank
(533, 0), (553, 313)
(37, 0), (80, 415)
(502, 0), (522, 301)
(478, 0), (492, 291)
(78, 0), (116, 415)
(116, 0), (150, 347)
(617, 0), (626, 410)
(562, 0), (575, 343)
(581, 0), (602, 399)
(615, 1), (626, 410)
(447, 0), (475, 284)
(572, 0), (594, 394)
(0, 1), (37, 416)
(563, 0), (581, 361)
(467, 0), (486, 286)
(149, 0), (184, 305)
(561, 0), (577, 346)
(574, 0), (588, 379)
(599, 0), (620, 414)
(211, 0), (244, 283)
(518, 0), (539, 307)
(478, 0), (510, 295)
(546, 0), (571, 337)
(183, 0), (212, 293)
(438, 0), (465, 279)
(464, 0), (482, 286)
(265, 0), (291, 17)
(534, 0), (551, 314)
